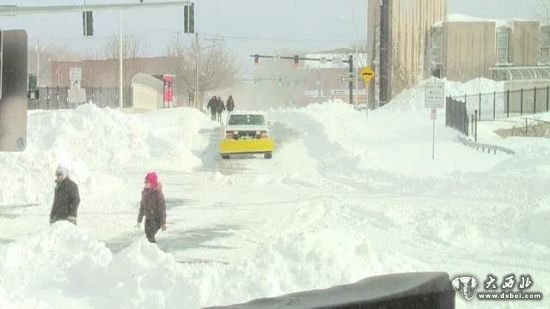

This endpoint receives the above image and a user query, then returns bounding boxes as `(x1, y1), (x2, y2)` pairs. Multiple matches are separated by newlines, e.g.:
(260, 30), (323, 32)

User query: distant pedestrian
(50, 165), (80, 225)
(136, 172), (167, 243)
(226, 95), (235, 112)
(216, 96), (225, 123)
(206, 96), (217, 121)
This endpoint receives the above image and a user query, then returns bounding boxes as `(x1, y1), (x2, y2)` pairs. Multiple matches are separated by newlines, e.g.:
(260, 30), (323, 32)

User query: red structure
(162, 74), (174, 107)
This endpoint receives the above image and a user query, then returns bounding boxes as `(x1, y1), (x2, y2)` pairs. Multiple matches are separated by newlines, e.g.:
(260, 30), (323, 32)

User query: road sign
(425, 81), (445, 109)
(360, 66), (375, 82)
(69, 67), (82, 81)
(71, 80), (81, 89)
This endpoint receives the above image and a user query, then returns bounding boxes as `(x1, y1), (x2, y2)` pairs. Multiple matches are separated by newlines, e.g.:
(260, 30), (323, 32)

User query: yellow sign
(360, 66), (375, 83)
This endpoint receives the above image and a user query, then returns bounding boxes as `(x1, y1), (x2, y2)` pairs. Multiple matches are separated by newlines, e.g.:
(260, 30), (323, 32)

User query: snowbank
(0, 105), (217, 206)
(270, 79), (508, 177)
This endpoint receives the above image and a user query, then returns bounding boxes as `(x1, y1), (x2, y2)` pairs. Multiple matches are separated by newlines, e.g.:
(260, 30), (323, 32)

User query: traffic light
(294, 55), (299, 66)
(254, 54), (259, 65)
(184, 3), (195, 33)
(83, 11), (93, 36)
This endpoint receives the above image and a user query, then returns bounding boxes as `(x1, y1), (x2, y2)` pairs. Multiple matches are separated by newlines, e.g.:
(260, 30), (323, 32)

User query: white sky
(0, 0), (542, 65)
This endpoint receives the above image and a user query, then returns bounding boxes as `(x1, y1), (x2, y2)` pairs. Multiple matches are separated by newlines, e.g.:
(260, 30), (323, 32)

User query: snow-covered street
(0, 79), (549, 309)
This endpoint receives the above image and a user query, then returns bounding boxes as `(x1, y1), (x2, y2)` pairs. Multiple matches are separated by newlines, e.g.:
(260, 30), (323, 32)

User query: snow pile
(0, 219), (376, 309)
(270, 88), (508, 177)
(381, 78), (504, 113)
(0, 105), (217, 206)
(0, 222), (201, 309)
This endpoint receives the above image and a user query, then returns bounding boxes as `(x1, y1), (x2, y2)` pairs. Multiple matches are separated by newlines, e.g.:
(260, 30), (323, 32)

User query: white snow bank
(0, 217), (378, 309)
(270, 91), (508, 177)
(0, 222), (201, 309)
(0, 105), (217, 206)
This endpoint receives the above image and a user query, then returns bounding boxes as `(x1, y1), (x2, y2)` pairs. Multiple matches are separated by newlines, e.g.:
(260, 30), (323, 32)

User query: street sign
(69, 67), (82, 81)
(360, 66), (375, 82)
(425, 81), (445, 109)
(71, 79), (81, 89)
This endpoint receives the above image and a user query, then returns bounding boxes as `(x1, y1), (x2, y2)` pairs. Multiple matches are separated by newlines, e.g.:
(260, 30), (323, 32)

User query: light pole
(119, 10), (123, 110)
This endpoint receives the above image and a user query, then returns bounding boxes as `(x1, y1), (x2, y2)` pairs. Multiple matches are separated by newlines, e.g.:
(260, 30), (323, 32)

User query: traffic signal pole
(0, 1), (189, 16)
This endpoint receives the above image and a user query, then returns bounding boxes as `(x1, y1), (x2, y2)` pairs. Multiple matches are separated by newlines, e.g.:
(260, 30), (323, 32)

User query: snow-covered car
(219, 111), (275, 159)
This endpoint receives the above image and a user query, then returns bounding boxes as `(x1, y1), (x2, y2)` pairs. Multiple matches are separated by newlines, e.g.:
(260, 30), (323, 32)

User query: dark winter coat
(226, 97), (235, 111)
(137, 185), (166, 226)
(50, 178), (80, 224)
(215, 98), (226, 114)
(207, 98), (217, 115)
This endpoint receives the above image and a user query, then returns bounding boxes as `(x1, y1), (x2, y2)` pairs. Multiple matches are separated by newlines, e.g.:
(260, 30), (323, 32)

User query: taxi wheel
(221, 155), (230, 160)
(264, 152), (272, 159)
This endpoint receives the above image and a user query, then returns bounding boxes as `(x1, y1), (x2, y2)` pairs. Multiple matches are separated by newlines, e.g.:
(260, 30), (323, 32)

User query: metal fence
(452, 87), (550, 121)
(445, 96), (470, 136)
(28, 87), (133, 110)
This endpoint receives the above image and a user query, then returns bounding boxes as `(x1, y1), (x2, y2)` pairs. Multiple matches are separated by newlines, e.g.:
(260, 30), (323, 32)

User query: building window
(496, 28), (510, 65)
(431, 27), (442, 64)
(540, 26), (550, 64)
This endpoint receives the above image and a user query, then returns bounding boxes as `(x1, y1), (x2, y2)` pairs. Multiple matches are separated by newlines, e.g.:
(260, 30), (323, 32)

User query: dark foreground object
(204, 272), (454, 309)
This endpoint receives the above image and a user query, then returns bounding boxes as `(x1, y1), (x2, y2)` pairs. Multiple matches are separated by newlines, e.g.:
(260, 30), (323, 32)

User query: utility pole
(195, 32), (199, 109)
(119, 10), (123, 110)
(36, 40), (40, 87)
(379, 0), (390, 107)
(349, 54), (353, 105)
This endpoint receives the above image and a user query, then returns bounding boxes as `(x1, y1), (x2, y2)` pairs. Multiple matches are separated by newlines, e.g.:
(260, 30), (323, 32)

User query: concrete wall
(390, 0), (447, 97)
(443, 22), (496, 81)
(511, 21), (540, 66)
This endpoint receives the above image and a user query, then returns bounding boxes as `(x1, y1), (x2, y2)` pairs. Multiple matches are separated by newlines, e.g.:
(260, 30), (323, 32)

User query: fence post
(478, 92), (482, 121)
(474, 110), (478, 142)
(507, 89), (510, 118)
(493, 91), (497, 120)
(547, 86), (549, 112)
(520, 88), (524, 116)
(525, 118), (528, 136)
(465, 111), (469, 136)
(534, 87), (537, 114)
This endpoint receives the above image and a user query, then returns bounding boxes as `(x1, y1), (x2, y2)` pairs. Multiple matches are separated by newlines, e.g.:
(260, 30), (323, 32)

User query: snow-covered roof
(433, 14), (537, 29)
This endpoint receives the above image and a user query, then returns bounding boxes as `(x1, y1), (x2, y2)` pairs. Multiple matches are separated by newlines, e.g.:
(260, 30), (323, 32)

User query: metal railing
(28, 87), (132, 110)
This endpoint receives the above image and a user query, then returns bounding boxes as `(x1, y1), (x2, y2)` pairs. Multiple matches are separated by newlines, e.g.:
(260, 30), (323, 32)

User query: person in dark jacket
(226, 95), (235, 112)
(206, 96), (217, 121)
(215, 96), (225, 122)
(136, 172), (167, 243)
(50, 165), (80, 225)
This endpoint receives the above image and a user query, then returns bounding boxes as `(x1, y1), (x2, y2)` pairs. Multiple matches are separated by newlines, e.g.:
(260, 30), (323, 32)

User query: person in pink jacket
(136, 172), (167, 243)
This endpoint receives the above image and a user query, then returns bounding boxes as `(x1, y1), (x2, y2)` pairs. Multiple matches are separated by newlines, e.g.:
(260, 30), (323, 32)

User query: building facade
(429, 17), (544, 82)
(367, 0), (447, 105)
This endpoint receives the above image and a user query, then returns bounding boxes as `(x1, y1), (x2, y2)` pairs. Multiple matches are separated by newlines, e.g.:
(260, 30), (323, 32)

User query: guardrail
(457, 135), (515, 155)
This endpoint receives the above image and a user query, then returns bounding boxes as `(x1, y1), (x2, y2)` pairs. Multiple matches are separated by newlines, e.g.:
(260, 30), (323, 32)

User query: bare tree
(28, 43), (83, 87)
(102, 35), (143, 59)
(166, 36), (239, 96)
